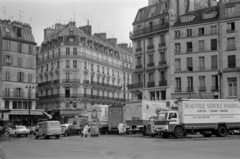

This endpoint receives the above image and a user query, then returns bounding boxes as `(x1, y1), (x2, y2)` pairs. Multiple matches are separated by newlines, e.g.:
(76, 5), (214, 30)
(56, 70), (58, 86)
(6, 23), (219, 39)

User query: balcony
(2, 91), (26, 98)
(159, 42), (166, 47)
(128, 83), (143, 89)
(159, 61), (166, 65)
(130, 23), (169, 39)
(83, 80), (90, 84)
(147, 81), (155, 88)
(53, 79), (60, 84)
(198, 86), (206, 91)
(38, 81), (52, 87)
(136, 65), (142, 69)
(175, 50), (181, 54)
(159, 80), (167, 87)
(91, 81), (102, 86)
(227, 29), (235, 33)
(136, 48), (142, 52)
(186, 48), (192, 53)
(228, 64), (236, 68)
(175, 87), (182, 92)
(186, 87), (194, 92)
(227, 44), (236, 51)
(147, 45), (154, 50)
(62, 79), (80, 83)
(211, 66), (218, 70)
(147, 63), (154, 67)
(198, 48), (205, 52)
(211, 86), (219, 91)
(199, 67), (205, 71)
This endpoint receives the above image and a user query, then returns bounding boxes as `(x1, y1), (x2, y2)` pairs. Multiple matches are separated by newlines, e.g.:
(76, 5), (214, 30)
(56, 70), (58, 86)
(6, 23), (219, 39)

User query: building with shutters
(0, 19), (38, 124)
(36, 22), (133, 112)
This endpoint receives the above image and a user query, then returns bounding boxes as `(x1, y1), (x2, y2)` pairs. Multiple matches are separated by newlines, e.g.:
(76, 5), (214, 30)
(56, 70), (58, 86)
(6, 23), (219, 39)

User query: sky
(0, 0), (147, 46)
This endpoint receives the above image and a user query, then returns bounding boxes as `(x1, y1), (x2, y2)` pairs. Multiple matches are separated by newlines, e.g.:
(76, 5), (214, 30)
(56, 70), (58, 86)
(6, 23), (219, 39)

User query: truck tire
(216, 125), (227, 137)
(202, 133), (212, 137)
(161, 133), (170, 138)
(174, 126), (184, 138)
(150, 134), (155, 137)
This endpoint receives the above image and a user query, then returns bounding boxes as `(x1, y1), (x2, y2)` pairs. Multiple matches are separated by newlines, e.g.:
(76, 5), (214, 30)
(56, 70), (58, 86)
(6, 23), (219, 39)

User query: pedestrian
(118, 122), (123, 135)
(82, 124), (90, 137)
(122, 121), (127, 135)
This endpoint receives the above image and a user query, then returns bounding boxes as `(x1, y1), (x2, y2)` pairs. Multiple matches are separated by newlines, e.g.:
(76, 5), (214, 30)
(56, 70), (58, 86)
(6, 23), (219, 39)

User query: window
(66, 73), (70, 82)
(137, 74), (142, 84)
(107, 68), (109, 75)
(175, 30), (180, 38)
(211, 26), (217, 34)
(212, 75), (218, 89)
(149, 54), (153, 64)
(51, 63), (53, 70)
(17, 72), (24, 82)
(57, 61), (59, 68)
(161, 18), (165, 25)
(211, 55), (218, 70)
(175, 59), (181, 72)
(18, 43), (22, 53)
(198, 40), (204, 51)
(211, 39), (217, 50)
(160, 52), (165, 62)
(29, 45), (33, 54)
(160, 71), (165, 81)
(160, 34), (165, 44)
(175, 77), (181, 90)
(17, 28), (22, 37)
(149, 6), (156, 17)
(4, 101), (9, 109)
(148, 37), (153, 46)
(137, 56), (141, 65)
(41, 66), (43, 73)
(97, 65), (100, 72)
(66, 47), (70, 55)
(199, 57), (205, 70)
(73, 60), (77, 68)
(6, 40), (11, 50)
(186, 29), (192, 37)
(46, 64), (48, 71)
(187, 77), (193, 88)
(58, 48), (60, 56)
(228, 78), (237, 97)
(187, 57), (193, 71)
(225, 6), (235, 14)
(5, 71), (10, 81)
(16, 88), (22, 97)
(137, 40), (141, 48)
(84, 61), (87, 69)
(68, 38), (75, 43)
(227, 22), (235, 32)
(149, 73), (154, 82)
(66, 60), (70, 68)
(5, 55), (11, 66)
(28, 73), (32, 83)
(69, 28), (74, 35)
(228, 55), (236, 68)
(227, 37), (235, 50)
(175, 43), (181, 53)
(73, 48), (77, 55)
(198, 28), (204, 35)
(91, 63), (94, 71)
(186, 42), (192, 52)
(4, 27), (10, 33)
(102, 67), (105, 73)
(199, 76), (205, 87)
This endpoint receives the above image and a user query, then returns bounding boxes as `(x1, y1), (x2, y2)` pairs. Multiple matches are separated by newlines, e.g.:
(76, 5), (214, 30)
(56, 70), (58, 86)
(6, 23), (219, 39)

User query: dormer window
(68, 37), (75, 43)
(180, 15), (195, 23)
(225, 6), (235, 14)
(17, 28), (22, 38)
(5, 27), (10, 33)
(203, 11), (218, 19)
(69, 28), (74, 35)
(149, 6), (156, 17)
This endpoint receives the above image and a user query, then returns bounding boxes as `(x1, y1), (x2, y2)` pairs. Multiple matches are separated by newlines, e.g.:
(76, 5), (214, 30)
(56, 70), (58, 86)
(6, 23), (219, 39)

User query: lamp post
(217, 70), (222, 99)
(26, 84), (35, 127)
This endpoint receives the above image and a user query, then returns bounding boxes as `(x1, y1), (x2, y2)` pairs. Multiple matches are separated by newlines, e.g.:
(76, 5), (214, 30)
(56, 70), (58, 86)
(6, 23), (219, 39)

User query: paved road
(1, 134), (240, 159)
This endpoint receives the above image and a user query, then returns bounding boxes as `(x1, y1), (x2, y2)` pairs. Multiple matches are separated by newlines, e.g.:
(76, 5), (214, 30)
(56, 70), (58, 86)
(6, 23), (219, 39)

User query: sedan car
(9, 126), (30, 137)
(61, 124), (81, 136)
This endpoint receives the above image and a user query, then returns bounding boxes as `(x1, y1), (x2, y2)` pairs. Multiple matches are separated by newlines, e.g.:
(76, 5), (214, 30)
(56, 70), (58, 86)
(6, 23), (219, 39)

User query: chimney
(107, 38), (117, 46)
(79, 25), (92, 35)
(44, 28), (55, 40)
(94, 33), (107, 40)
(118, 43), (128, 50)
(55, 23), (66, 32)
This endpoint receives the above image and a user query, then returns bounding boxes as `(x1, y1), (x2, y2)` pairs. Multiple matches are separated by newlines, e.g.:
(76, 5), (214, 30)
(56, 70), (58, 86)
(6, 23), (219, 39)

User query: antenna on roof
(29, 17), (32, 25)
(73, 10), (75, 22)
(9, 16), (14, 21)
(113, 23), (115, 38)
(18, 9), (24, 22)
(2, 7), (6, 19)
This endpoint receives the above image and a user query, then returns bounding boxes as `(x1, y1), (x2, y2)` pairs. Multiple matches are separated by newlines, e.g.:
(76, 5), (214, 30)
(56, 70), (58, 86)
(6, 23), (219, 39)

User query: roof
(173, 6), (219, 27)
(60, 124), (72, 127)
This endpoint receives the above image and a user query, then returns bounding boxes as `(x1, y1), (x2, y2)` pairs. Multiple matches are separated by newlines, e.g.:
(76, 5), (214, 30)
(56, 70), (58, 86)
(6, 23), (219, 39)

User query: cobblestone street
(1, 134), (240, 159)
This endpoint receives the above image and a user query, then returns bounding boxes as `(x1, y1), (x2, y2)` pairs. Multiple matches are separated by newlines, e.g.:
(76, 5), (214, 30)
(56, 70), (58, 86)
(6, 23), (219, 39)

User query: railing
(136, 48), (142, 52)
(227, 29), (235, 33)
(175, 87), (182, 92)
(228, 64), (236, 68)
(38, 81), (52, 87)
(147, 81), (155, 88)
(159, 42), (166, 47)
(53, 79), (60, 84)
(83, 80), (90, 84)
(175, 50), (181, 54)
(174, 31), (218, 39)
(90, 81), (121, 89)
(198, 86), (206, 91)
(136, 65), (142, 69)
(186, 48), (192, 53)
(130, 23), (169, 39)
(159, 61), (166, 65)
(128, 83), (143, 89)
(199, 67), (205, 71)
(159, 80), (167, 87)
(211, 66), (218, 70)
(147, 45), (154, 50)
(211, 86), (219, 91)
(147, 63), (154, 67)
(186, 87), (194, 92)
(62, 79), (80, 83)
(2, 91), (27, 98)
(227, 44), (236, 51)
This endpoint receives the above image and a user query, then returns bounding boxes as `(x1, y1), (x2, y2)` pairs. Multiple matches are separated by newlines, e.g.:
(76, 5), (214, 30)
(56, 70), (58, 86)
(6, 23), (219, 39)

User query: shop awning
(60, 109), (83, 115)
(10, 110), (44, 115)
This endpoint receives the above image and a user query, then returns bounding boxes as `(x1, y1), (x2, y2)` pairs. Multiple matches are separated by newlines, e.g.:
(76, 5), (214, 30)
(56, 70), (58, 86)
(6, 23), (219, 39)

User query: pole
(28, 87), (31, 127)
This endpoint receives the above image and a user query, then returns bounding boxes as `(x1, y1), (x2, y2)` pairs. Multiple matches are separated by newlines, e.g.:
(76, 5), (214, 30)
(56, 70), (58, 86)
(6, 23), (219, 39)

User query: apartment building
(220, 0), (240, 99)
(0, 19), (38, 125)
(171, 6), (221, 99)
(37, 22), (132, 112)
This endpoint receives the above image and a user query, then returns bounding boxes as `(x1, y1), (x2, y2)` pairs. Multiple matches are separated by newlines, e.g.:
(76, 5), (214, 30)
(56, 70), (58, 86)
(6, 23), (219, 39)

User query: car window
(55, 122), (60, 126)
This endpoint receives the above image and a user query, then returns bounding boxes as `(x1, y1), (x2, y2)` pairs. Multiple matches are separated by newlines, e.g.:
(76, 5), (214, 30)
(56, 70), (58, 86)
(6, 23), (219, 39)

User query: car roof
(38, 120), (60, 124)
(61, 124), (72, 127)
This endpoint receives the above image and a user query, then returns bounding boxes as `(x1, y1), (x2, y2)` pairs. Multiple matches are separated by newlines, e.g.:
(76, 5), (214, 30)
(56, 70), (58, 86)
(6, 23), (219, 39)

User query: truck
(88, 105), (109, 134)
(108, 106), (124, 134)
(67, 115), (88, 132)
(125, 100), (167, 135)
(150, 99), (240, 138)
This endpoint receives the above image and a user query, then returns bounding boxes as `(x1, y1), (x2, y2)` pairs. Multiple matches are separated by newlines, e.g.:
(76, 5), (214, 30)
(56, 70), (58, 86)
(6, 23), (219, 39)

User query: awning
(10, 110), (44, 115)
(60, 109), (83, 115)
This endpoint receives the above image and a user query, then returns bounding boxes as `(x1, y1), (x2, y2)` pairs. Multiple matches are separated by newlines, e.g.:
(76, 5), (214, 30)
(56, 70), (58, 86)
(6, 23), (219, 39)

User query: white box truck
(125, 100), (167, 135)
(88, 105), (109, 134)
(151, 99), (240, 138)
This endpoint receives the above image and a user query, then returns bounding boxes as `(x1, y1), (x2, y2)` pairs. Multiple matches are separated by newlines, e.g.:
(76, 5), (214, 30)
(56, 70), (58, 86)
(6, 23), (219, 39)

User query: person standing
(82, 124), (90, 137)
(122, 121), (127, 135)
(118, 122), (123, 135)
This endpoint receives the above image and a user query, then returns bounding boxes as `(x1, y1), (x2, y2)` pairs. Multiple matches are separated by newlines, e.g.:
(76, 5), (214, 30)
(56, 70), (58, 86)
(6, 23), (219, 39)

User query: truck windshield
(158, 113), (167, 121)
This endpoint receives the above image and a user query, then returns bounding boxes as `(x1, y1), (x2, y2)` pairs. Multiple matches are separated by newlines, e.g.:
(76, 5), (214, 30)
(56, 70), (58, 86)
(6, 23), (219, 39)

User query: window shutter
(14, 88), (17, 97)
(211, 55), (217, 67)
(3, 55), (6, 65)
(228, 55), (236, 67)
(5, 88), (7, 97)
(21, 72), (24, 82)
(17, 72), (20, 81)
(10, 56), (13, 66)
(187, 58), (192, 67)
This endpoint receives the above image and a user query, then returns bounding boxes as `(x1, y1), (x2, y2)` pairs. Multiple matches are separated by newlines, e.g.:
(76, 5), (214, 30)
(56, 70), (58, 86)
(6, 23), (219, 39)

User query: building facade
(0, 19), (38, 125)
(37, 22), (132, 112)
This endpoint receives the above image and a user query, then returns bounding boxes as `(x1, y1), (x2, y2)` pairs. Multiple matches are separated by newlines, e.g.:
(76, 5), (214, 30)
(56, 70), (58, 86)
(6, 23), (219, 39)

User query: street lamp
(26, 84), (35, 127)
(217, 70), (222, 99)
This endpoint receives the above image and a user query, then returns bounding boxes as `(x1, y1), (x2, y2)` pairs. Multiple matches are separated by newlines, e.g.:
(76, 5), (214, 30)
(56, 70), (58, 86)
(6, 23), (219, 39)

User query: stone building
(0, 19), (38, 125)
(36, 22), (132, 112)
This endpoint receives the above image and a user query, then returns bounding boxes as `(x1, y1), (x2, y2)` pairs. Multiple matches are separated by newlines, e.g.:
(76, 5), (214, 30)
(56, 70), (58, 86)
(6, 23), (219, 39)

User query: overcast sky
(0, 0), (147, 46)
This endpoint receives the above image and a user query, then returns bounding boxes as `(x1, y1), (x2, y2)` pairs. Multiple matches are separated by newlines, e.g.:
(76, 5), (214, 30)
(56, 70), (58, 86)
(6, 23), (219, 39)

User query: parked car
(61, 124), (81, 136)
(9, 126), (30, 137)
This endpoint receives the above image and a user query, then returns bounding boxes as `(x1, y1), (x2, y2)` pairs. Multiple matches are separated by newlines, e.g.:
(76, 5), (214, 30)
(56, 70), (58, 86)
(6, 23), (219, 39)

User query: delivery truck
(67, 115), (88, 132)
(88, 105), (109, 134)
(125, 100), (167, 135)
(108, 106), (124, 134)
(150, 99), (240, 138)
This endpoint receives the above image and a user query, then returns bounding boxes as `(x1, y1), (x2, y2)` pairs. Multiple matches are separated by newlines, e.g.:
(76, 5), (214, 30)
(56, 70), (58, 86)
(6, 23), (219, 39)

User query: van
(35, 121), (61, 139)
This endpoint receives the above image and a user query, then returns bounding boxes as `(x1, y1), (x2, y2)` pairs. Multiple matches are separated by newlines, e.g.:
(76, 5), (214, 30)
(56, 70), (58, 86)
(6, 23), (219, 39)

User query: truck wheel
(174, 127), (184, 138)
(216, 125), (227, 137)
(150, 134), (155, 137)
(35, 135), (39, 139)
(161, 133), (170, 138)
(55, 135), (60, 139)
(43, 134), (49, 139)
(202, 133), (212, 137)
